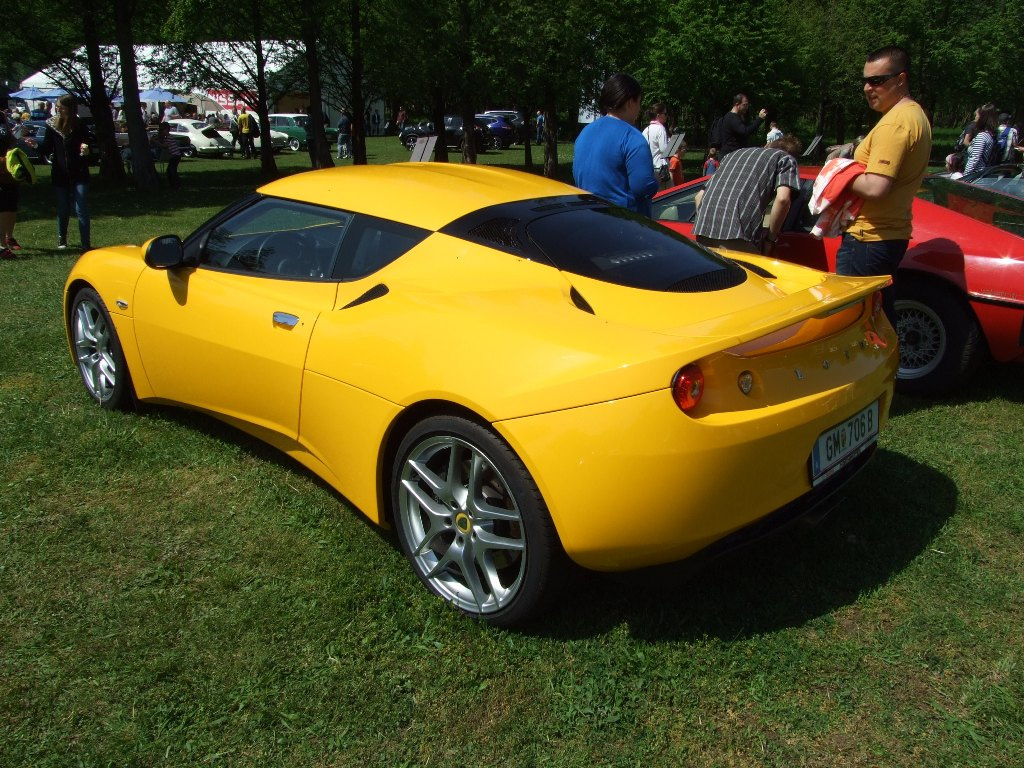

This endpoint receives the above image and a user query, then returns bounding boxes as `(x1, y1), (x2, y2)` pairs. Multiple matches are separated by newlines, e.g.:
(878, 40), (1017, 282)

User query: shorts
(0, 183), (19, 213)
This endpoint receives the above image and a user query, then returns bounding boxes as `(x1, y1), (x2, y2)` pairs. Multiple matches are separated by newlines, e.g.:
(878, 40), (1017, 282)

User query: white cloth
(642, 120), (669, 170)
(766, 127), (783, 144)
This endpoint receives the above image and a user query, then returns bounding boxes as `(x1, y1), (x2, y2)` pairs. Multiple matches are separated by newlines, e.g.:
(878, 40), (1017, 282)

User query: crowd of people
(572, 45), (938, 322)
(945, 105), (1021, 177)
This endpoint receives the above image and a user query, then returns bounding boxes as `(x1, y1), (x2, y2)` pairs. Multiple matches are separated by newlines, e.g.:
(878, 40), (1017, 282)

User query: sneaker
(57, 239), (68, 250)
(0, 247), (15, 260)
(5, 236), (21, 251)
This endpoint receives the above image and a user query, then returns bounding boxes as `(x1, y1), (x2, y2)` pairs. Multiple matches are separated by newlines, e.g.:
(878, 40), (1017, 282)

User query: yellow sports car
(65, 164), (898, 626)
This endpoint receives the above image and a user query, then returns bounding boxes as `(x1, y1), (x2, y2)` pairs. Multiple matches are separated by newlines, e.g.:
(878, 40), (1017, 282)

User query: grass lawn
(0, 143), (1022, 767)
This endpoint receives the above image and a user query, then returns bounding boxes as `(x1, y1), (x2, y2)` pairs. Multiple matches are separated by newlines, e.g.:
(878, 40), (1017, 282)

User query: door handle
(273, 311), (299, 328)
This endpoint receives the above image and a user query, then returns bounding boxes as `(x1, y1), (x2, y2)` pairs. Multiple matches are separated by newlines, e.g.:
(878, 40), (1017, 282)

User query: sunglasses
(862, 72), (902, 87)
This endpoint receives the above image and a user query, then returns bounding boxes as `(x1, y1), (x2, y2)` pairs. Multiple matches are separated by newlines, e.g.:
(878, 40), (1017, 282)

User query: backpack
(996, 125), (1015, 161)
(709, 116), (724, 149)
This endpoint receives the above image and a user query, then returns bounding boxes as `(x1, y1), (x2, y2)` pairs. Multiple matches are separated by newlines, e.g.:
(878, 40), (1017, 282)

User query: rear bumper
(495, 314), (898, 571)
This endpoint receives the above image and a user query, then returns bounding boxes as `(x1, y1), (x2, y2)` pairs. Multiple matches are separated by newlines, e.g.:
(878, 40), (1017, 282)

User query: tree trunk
(303, 11), (334, 169)
(431, 88), (447, 163)
(114, 0), (158, 191)
(250, 7), (278, 179)
(82, 17), (124, 182)
(349, 0), (367, 165)
(523, 106), (533, 169)
(542, 88), (557, 178)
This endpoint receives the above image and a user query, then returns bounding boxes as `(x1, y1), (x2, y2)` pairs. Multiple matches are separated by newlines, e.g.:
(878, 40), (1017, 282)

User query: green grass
(1, 144), (1022, 767)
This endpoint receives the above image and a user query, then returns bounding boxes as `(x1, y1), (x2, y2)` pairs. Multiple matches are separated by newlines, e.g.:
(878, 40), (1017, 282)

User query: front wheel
(182, 145), (196, 158)
(69, 287), (135, 410)
(403, 134), (419, 151)
(391, 415), (562, 627)
(895, 279), (984, 395)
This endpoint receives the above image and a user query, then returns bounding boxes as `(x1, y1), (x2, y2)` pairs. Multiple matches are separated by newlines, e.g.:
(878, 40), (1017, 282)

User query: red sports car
(653, 168), (1024, 394)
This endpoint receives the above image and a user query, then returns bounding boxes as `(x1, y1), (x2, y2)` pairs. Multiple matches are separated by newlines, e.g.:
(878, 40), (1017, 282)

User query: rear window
(442, 197), (746, 292)
(527, 204), (746, 292)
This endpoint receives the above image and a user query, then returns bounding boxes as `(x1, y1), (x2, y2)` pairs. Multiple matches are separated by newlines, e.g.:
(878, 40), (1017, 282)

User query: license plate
(810, 400), (879, 485)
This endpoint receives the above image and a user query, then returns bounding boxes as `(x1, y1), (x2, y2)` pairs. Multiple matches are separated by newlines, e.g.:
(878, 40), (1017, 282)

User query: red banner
(207, 90), (257, 111)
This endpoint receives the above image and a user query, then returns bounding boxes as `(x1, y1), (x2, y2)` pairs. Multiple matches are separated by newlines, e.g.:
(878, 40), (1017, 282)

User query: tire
(288, 137), (301, 152)
(391, 415), (562, 627)
(403, 134), (419, 151)
(894, 279), (984, 395)
(486, 135), (501, 151)
(182, 145), (196, 158)
(69, 287), (135, 410)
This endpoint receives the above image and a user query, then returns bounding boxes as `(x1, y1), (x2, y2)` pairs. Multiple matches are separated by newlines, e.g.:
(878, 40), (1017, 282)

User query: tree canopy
(3, 0), (1020, 177)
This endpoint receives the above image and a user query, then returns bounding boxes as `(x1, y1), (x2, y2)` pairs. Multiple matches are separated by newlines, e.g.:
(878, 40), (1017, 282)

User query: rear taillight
(671, 364), (704, 412)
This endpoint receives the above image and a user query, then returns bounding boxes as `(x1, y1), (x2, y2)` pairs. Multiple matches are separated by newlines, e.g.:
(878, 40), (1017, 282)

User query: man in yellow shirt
(237, 109), (253, 159)
(839, 45), (931, 322)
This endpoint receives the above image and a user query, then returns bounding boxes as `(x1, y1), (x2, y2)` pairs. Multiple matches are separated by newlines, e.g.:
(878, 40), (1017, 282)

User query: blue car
(475, 114), (516, 149)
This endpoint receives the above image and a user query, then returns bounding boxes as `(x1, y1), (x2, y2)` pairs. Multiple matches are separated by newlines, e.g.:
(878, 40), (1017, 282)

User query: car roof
(258, 163), (581, 231)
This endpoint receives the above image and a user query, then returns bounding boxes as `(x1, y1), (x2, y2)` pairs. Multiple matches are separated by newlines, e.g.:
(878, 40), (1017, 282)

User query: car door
(132, 198), (350, 440)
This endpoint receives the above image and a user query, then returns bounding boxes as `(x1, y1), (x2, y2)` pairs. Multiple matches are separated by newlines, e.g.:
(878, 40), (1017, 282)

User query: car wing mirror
(143, 235), (185, 269)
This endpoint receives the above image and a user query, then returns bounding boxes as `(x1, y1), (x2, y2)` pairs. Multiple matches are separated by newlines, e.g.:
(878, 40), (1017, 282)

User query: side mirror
(143, 235), (185, 269)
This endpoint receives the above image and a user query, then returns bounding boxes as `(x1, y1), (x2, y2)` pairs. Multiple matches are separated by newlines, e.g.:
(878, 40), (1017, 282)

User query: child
(668, 141), (687, 187)
(702, 147), (719, 176)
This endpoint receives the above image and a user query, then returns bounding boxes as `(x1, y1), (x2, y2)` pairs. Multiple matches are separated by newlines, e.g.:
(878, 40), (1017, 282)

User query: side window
(334, 215), (430, 280)
(651, 185), (703, 223)
(201, 198), (352, 280)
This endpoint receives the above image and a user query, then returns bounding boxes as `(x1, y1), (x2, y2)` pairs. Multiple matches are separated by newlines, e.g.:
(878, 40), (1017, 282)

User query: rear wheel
(182, 145), (196, 158)
(391, 415), (562, 627)
(403, 134), (419, 151)
(288, 137), (301, 152)
(70, 287), (134, 410)
(895, 279), (984, 395)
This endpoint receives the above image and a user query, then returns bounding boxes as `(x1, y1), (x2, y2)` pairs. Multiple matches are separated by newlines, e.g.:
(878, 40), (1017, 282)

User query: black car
(398, 116), (486, 152)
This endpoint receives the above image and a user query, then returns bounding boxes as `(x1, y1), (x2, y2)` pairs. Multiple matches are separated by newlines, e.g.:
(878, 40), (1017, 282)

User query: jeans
(166, 156), (181, 190)
(56, 182), (90, 247)
(337, 134), (350, 158)
(834, 234), (908, 324)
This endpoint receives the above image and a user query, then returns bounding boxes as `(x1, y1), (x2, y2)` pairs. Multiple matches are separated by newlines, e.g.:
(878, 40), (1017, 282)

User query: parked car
(165, 119), (234, 157)
(15, 120), (50, 164)
(934, 163), (1023, 191)
(268, 113), (339, 152)
(482, 109), (527, 143)
(397, 116), (485, 152)
(63, 163), (896, 626)
(482, 109), (525, 131)
(16, 118), (100, 166)
(474, 114), (517, 149)
(215, 123), (289, 153)
(652, 167), (1024, 394)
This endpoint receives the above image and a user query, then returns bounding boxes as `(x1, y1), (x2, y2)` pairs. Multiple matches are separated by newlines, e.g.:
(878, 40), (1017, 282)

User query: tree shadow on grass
(536, 448), (957, 641)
